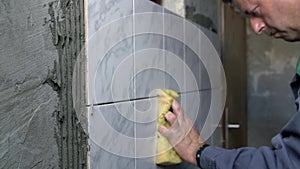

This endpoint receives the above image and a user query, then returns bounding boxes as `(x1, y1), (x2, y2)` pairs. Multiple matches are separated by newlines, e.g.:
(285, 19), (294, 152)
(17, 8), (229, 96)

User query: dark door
(221, 3), (247, 148)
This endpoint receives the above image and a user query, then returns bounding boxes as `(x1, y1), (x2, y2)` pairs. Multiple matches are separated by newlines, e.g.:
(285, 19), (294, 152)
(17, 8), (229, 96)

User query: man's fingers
(158, 125), (169, 137)
(171, 100), (182, 116)
(165, 111), (177, 125)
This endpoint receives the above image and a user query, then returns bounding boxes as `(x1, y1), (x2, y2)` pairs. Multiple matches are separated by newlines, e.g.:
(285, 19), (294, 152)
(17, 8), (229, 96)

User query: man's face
(232, 0), (300, 41)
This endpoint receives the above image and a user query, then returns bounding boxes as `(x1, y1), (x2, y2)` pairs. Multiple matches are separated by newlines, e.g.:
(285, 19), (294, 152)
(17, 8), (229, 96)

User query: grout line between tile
(163, 3), (166, 97)
(180, 15), (188, 109)
(184, 13), (186, 96)
(132, 0), (137, 168)
(85, 88), (212, 107)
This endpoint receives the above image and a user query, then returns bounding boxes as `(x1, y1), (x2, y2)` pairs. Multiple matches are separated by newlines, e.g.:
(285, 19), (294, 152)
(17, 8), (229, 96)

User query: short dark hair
(223, 0), (232, 4)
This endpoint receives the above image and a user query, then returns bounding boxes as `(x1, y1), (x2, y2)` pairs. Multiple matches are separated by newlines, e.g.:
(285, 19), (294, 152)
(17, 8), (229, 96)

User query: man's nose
(249, 17), (266, 34)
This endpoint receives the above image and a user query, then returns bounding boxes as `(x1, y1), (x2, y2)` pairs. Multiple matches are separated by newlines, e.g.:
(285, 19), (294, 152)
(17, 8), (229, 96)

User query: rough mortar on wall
(47, 0), (88, 168)
(0, 0), (60, 168)
(0, 0), (87, 168)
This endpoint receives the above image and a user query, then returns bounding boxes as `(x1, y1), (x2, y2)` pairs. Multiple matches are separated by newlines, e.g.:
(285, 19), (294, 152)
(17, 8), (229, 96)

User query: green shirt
(297, 56), (300, 75)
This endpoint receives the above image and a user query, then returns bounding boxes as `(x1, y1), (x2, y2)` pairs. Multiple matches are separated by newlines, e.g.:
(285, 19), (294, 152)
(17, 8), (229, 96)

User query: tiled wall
(87, 0), (224, 168)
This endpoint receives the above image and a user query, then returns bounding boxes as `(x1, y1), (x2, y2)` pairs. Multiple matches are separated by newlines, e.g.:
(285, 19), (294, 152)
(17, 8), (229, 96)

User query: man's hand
(158, 100), (205, 166)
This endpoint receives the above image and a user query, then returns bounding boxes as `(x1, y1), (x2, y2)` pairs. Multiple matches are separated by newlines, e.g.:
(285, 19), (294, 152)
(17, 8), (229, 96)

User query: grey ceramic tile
(134, 0), (163, 34)
(87, 0), (134, 104)
(199, 26), (221, 54)
(134, 97), (164, 169)
(164, 45), (185, 93)
(134, 0), (163, 14)
(87, 0), (133, 38)
(90, 140), (135, 169)
(91, 35), (134, 104)
(184, 41), (211, 91)
(163, 9), (184, 40)
(199, 29), (224, 90)
(195, 25), (225, 145)
(134, 96), (158, 126)
(179, 92), (206, 132)
(163, 10), (212, 94)
(133, 1), (219, 99)
(134, 97), (157, 159)
(184, 18), (224, 92)
(88, 102), (136, 166)
(163, 11), (185, 93)
(133, 1), (165, 99)
(133, 47), (165, 99)
(183, 19), (203, 92)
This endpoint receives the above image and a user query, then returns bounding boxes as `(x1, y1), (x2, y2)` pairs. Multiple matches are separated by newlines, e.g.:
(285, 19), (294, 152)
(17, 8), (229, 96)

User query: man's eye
(244, 6), (260, 17)
(249, 11), (259, 17)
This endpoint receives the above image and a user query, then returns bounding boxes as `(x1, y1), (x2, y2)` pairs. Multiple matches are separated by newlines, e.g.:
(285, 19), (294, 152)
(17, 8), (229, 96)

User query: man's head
(226, 0), (300, 42)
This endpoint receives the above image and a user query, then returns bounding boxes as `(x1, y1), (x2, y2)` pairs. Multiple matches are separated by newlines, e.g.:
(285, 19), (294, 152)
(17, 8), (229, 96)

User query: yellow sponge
(156, 89), (182, 165)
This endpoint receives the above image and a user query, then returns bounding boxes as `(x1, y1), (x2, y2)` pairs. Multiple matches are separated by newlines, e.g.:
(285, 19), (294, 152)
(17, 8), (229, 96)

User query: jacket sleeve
(199, 110), (300, 169)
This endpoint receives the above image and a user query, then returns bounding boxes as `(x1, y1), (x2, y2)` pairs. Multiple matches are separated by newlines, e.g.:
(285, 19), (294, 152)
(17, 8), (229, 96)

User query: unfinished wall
(246, 23), (300, 146)
(0, 0), (87, 168)
(48, 0), (88, 168)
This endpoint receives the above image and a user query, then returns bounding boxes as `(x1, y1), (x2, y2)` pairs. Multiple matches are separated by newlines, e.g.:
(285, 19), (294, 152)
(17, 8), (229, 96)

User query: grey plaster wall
(246, 23), (300, 146)
(185, 0), (220, 34)
(0, 0), (60, 168)
(0, 0), (87, 168)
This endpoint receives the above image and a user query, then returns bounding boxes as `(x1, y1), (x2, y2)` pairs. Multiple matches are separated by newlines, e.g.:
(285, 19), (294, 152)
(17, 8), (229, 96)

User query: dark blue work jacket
(199, 74), (300, 169)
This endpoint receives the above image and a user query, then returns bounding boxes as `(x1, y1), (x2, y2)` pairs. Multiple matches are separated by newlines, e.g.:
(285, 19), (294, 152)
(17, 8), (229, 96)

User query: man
(159, 0), (300, 168)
